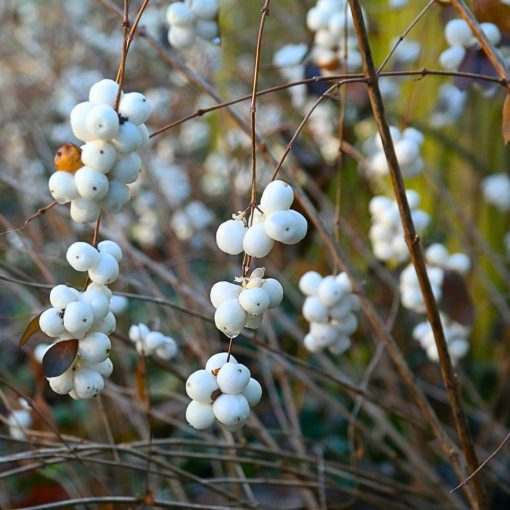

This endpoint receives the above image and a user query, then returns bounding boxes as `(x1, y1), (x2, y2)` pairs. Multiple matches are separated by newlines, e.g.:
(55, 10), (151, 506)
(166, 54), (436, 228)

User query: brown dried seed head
(54, 143), (82, 173)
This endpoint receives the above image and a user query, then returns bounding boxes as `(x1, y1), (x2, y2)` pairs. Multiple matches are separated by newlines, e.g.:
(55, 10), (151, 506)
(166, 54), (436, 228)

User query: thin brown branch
(346, 1), (484, 508)
(0, 200), (57, 239)
(452, 431), (510, 493)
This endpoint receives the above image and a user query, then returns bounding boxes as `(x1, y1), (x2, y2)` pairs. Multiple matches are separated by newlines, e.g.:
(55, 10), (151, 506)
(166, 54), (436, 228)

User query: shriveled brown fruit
(54, 143), (82, 173)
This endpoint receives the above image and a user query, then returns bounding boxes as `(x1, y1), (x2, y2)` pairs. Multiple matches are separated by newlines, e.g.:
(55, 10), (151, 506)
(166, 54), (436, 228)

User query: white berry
(186, 369), (218, 403)
(213, 394), (250, 426)
(66, 242), (100, 272)
(217, 362), (251, 394)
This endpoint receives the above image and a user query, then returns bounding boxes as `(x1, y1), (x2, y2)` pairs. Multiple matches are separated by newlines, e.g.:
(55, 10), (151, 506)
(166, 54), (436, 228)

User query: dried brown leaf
(135, 356), (148, 405)
(42, 339), (78, 378)
(19, 312), (42, 348)
(503, 93), (510, 144)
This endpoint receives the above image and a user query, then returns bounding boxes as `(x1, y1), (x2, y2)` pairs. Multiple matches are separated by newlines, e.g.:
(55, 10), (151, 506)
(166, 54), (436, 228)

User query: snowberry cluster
(439, 19), (501, 71)
(38, 240), (122, 399)
(128, 323), (178, 360)
(6, 399), (32, 441)
(400, 243), (470, 314)
(216, 180), (307, 259)
(481, 173), (510, 212)
(49, 79), (151, 223)
(211, 268), (283, 338)
(369, 191), (430, 264)
(298, 270), (360, 354)
(306, 0), (362, 71)
(365, 126), (425, 179)
(185, 352), (262, 431)
(166, 0), (219, 50)
(413, 314), (470, 365)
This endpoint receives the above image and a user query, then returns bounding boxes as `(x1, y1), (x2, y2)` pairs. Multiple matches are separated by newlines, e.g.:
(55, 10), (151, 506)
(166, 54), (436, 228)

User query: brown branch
(114, 0), (130, 109)
(148, 67), (505, 140)
(346, 1), (484, 509)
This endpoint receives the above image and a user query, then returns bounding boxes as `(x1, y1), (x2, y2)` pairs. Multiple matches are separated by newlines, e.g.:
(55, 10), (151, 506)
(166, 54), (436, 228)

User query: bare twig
(346, 1), (484, 508)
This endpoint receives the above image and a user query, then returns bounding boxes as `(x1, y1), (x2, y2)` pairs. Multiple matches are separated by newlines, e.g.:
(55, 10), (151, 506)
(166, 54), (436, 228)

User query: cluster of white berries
(369, 191), (430, 264)
(400, 243), (470, 314)
(413, 314), (470, 365)
(128, 323), (178, 360)
(481, 173), (510, 212)
(299, 270), (360, 354)
(166, 0), (219, 50)
(439, 19), (501, 71)
(211, 268), (283, 338)
(306, 0), (362, 71)
(5, 399), (32, 441)
(38, 240), (122, 399)
(216, 180), (307, 259)
(365, 126), (425, 179)
(185, 352), (262, 431)
(49, 79), (151, 223)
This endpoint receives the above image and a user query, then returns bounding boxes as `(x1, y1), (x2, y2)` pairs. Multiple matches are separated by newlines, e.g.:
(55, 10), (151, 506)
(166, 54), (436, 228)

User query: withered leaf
(441, 270), (475, 328)
(42, 339), (78, 378)
(503, 93), (510, 144)
(135, 356), (148, 405)
(19, 312), (42, 348)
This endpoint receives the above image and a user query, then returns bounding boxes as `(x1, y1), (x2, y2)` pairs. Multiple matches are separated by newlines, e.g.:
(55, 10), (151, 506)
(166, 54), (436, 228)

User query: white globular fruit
(78, 332), (111, 363)
(214, 299), (247, 338)
(241, 378), (262, 408)
(210, 281), (242, 309)
(73, 368), (104, 399)
(205, 352), (237, 373)
(260, 180), (294, 215)
(49, 172), (78, 204)
(74, 166), (109, 200)
(262, 278), (284, 309)
(88, 253), (119, 285)
(299, 271), (323, 296)
(85, 104), (119, 140)
(264, 210), (307, 244)
(213, 394), (250, 426)
(63, 301), (94, 336)
(80, 140), (117, 173)
(39, 308), (65, 337)
(89, 79), (122, 107)
(186, 401), (216, 429)
(216, 362), (251, 394)
(50, 285), (79, 309)
(243, 223), (274, 258)
(97, 240), (122, 262)
(317, 276), (345, 307)
(118, 92), (151, 125)
(238, 287), (270, 316)
(216, 219), (247, 255)
(186, 369), (219, 403)
(48, 369), (74, 395)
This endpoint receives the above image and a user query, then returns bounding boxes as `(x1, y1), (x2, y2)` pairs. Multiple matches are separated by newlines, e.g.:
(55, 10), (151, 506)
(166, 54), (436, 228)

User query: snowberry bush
(4, 0), (510, 507)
